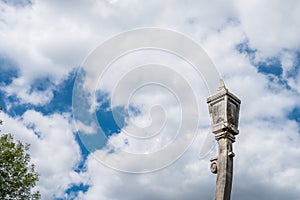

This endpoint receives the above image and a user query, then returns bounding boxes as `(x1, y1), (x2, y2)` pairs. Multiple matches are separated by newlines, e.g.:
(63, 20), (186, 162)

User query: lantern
(207, 80), (241, 135)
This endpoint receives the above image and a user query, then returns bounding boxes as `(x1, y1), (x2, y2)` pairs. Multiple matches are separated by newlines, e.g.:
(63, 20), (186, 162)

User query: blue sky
(0, 0), (300, 199)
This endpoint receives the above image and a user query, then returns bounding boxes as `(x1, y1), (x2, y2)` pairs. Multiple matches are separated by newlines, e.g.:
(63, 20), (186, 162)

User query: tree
(0, 121), (40, 199)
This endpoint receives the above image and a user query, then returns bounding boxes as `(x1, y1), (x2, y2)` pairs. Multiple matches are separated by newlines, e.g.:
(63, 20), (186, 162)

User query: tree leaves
(0, 134), (40, 200)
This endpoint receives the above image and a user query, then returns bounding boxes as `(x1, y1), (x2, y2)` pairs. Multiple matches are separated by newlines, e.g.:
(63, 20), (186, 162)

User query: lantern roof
(207, 79), (241, 104)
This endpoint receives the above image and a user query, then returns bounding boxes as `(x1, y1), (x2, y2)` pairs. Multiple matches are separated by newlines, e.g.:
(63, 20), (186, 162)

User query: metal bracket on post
(210, 157), (218, 174)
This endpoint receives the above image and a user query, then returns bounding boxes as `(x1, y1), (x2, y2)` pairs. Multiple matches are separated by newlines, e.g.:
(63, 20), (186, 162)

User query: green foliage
(0, 134), (40, 200)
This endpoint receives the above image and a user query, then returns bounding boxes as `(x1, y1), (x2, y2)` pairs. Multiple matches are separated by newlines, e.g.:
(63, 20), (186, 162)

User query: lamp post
(207, 80), (241, 200)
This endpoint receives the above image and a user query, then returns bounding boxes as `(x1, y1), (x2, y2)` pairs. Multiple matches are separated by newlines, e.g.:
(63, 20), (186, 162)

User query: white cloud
(0, 111), (83, 199)
(74, 120), (97, 135)
(77, 132), (216, 200)
(3, 77), (54, 106)
(233, 0), (300, 57)
(1, 0), (300, 199)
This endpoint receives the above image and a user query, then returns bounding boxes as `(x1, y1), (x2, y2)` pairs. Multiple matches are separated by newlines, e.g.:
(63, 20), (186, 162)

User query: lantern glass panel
(227, 101), (238, 126)
(212, 100), (224, 125)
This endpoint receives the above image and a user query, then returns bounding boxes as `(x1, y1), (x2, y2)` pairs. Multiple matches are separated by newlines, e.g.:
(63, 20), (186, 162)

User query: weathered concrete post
(207, 80), (241, 200)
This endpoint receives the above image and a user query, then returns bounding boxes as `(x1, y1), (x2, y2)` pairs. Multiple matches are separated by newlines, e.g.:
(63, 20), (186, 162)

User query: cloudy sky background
(0, 0), (300, 199)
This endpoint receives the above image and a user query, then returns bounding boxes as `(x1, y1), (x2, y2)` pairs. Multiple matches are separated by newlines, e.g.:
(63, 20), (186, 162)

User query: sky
(0, 0), (300, 199)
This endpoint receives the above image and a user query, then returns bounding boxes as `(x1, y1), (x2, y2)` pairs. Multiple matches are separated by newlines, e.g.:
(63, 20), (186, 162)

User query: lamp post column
(213, 131), (236, 200)
(207, 80), (241, 200)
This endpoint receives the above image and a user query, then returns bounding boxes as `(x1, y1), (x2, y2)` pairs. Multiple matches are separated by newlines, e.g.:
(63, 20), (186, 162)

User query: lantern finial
(218, 79), (226, 91)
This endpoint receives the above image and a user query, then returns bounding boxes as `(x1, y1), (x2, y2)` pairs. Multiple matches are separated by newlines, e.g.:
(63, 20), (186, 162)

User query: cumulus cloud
(77, 131), (216, 200)
(233, 0), (300, 57)
(0, 0), (300, 199)
(0, 110), (83, 199)
(78, 22), (300, 199)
